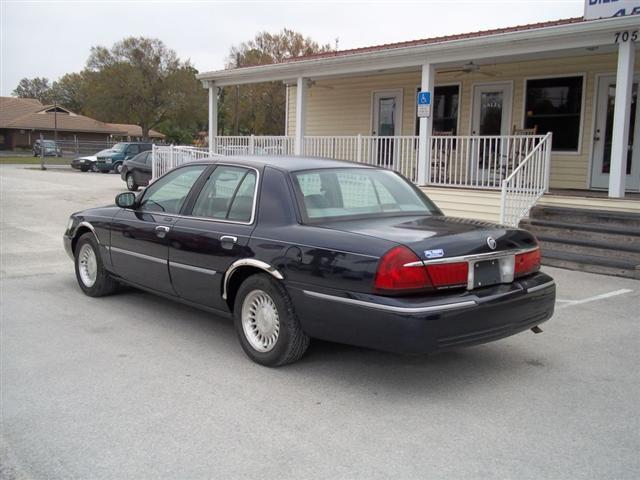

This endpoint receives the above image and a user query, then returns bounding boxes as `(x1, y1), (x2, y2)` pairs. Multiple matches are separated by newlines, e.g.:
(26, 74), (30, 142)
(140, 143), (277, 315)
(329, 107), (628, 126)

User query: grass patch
(0, 156), (70, 165)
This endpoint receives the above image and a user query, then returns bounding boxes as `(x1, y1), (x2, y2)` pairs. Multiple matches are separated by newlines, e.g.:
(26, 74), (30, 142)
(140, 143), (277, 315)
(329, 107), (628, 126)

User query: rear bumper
(288, 272), (555, 354)
(96, 161), (117, 171)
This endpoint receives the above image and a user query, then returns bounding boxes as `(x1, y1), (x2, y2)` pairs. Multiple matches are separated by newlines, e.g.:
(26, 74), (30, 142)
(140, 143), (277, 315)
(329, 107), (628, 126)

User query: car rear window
(292, 168), (439, 221)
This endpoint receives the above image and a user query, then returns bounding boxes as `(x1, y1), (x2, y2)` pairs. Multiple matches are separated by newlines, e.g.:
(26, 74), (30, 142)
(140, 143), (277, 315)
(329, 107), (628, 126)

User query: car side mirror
(116, 192), (136, 209)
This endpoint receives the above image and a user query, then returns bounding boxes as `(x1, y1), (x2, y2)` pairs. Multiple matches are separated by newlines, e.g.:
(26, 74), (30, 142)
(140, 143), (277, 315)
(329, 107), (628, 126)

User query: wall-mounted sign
(417, 91), (431, 118)
(584, 0), (640, 20)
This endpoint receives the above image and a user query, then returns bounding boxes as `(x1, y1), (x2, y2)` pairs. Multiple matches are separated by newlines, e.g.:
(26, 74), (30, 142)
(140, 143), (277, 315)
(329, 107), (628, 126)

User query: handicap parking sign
(417, 91), (431, 117)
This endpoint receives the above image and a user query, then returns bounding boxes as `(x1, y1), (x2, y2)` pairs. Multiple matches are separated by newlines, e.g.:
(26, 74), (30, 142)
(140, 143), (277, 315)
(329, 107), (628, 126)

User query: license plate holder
(471, 259), (502, 289)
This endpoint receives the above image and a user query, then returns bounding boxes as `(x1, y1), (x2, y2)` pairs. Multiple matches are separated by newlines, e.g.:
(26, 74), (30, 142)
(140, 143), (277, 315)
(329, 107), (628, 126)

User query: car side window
(191, 166), (257, 222)
(139, 165), (206, 214)
(127, 145), (140, 155)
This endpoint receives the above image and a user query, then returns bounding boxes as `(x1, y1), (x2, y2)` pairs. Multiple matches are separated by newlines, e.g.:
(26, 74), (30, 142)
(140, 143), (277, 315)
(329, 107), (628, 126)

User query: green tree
(220, 29), (332, 135)
(12, 77), (53, 103)
(50, 72), (88, 113)
(83, 37), (206, 140)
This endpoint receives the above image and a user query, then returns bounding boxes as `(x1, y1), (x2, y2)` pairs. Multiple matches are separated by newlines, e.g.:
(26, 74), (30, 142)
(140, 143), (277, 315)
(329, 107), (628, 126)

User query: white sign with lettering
(584, 0), (640, 20)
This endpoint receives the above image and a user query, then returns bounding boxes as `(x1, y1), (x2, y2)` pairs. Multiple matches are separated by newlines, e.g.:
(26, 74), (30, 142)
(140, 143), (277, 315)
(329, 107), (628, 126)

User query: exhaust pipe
(531, 326), (543, 334)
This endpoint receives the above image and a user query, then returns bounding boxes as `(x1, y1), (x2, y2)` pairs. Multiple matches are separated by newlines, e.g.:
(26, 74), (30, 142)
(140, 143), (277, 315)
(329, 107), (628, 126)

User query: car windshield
(292, 168), (439, 221)
(43, 141), (56, 146)
(111, 143), (127, 152)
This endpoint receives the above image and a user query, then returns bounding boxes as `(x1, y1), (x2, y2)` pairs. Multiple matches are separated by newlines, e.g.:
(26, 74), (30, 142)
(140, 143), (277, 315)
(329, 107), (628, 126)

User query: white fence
(500, 133), (552, 226)
(304, 135), (419, 181)
(428, 135), (546, 189)
(151, 145), (210, 178)
(211, 135), (295, 156)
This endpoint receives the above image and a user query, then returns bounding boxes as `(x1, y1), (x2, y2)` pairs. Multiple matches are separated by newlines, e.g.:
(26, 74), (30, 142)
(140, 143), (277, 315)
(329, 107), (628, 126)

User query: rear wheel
(233, 274), (309, 366)
(90, 163), (98, 172)
(126, 173), (139, 191)
(80, 166), (89, 172)
(74, 233), (118, 297)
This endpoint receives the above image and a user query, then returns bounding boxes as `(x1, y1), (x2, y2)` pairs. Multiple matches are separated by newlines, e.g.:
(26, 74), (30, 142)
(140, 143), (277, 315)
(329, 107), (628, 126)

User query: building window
(415, 85), (460, 135)
(525, 76), (583, 152)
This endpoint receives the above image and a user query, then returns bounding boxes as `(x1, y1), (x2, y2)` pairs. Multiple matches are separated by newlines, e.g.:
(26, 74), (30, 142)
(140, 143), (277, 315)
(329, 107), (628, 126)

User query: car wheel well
(225, 266), (272, 312)
(71, 227), (94, 254)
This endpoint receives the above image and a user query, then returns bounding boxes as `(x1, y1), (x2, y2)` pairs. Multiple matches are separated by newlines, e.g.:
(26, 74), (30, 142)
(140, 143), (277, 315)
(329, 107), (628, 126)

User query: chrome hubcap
(241, 289), (280, 352)
(78, 244), (97, 287)
(127, 175), (134, 188)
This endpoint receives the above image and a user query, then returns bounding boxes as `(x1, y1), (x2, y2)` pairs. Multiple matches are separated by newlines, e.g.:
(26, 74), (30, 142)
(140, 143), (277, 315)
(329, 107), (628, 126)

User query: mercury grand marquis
(64, 156), (556, 366)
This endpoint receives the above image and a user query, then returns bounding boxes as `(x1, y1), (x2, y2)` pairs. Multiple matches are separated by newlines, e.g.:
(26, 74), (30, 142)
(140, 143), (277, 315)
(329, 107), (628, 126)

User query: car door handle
(220, 235), (237, 250)
(155, 225), (171, 238)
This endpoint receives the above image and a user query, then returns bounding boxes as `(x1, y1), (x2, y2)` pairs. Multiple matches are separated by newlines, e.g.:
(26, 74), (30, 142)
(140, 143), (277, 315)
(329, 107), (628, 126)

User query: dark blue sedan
(64, 156), (555, 366)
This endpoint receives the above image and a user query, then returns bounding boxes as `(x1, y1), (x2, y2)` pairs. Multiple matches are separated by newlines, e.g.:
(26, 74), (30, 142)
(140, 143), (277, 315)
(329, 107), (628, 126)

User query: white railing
(210, 135), (295, 156)
(429, 135), (546, 189)
(304, 135), (419, 181)
(152, 145), (210, 179)
(500, 132), (552, 226)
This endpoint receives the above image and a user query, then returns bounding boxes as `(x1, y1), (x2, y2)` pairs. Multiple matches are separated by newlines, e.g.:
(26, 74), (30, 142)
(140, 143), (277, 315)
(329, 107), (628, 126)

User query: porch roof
(197, 15), (638, 87)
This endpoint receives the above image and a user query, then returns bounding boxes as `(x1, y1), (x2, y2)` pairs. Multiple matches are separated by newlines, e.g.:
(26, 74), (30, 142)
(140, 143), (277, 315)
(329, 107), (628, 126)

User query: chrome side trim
(169, 261), (217, 276)
(422, 246), (539, 265)
(222, 259), (284, 300)
(109, 246), (166, 264)
(302, 290), (476, 314)
(526, 280), (555, 293)
(77, 221), (100, 244)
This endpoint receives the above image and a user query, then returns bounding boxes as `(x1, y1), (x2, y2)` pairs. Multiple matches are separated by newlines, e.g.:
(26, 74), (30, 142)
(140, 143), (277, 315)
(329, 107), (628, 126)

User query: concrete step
(542, 251), (640, 280)
(538, 238), (640, 263)
(529, 205), (640, 230)
(520, 220), (640, 251)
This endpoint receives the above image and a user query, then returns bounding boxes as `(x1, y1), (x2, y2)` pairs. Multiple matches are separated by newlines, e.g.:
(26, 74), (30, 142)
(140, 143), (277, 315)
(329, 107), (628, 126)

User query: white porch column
(608, 40), (636, 198)
(294, 76), (307, 155)
(417, 63), (435, 186)
(208, 83), (219, 155)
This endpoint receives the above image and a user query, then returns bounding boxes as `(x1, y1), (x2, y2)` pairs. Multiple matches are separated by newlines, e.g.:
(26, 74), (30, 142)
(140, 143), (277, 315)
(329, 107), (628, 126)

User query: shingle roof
(106, 122), (165, 139)
(236, 17), (586, 68)
(0, 97), (125, 134)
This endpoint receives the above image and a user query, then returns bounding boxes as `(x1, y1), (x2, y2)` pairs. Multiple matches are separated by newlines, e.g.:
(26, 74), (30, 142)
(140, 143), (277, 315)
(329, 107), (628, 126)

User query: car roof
(188, 155), (376, 172)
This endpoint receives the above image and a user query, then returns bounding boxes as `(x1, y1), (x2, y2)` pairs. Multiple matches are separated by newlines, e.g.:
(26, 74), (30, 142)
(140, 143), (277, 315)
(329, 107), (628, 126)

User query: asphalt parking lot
(1, 164), (639, 479)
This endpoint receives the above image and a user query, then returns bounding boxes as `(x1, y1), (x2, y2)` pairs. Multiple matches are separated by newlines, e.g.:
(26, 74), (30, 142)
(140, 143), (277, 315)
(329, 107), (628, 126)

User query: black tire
(114, 163), (123, 174)
(80, 166), (89, 172)
(90, 163), (98, 173)
(100, 170), (109, 174)
(233, 273), (309, 367)
(126, 173), (139, 191)
(74, 233), (118, 297)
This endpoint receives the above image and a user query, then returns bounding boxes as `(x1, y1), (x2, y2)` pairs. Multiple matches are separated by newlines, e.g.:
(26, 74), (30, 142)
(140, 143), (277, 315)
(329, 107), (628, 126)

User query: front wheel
(126, 173), (139, 191)
(233, 274), (309, 367)
(114, 163), (123, 174)
(74, 233), (118, 297)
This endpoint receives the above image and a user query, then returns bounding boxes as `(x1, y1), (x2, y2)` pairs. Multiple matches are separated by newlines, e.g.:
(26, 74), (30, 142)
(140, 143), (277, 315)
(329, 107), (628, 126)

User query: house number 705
(614, 31), (638, 44)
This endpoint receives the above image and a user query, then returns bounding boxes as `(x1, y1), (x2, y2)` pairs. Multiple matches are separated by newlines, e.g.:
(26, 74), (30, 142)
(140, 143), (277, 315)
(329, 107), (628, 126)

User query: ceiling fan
(437, 61), (499, 78)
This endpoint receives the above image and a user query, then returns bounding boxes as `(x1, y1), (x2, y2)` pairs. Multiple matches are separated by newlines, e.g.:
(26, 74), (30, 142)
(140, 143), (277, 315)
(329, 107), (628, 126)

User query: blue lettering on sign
(589, 0), (620, 5)
(417, 91), (431, 105)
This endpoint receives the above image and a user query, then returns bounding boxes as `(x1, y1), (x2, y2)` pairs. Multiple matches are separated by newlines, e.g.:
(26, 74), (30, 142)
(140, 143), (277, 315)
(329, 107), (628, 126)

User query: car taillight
(426, 262), (469, 288)
(374, 246), (432, 294)
(515, 248), (541, 278)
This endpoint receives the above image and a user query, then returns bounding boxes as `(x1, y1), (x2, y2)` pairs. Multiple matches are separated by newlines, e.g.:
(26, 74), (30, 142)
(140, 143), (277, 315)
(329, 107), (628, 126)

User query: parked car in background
(32, 139), (62, 157)
(71, 155), (98, 172)
(64, 156), (555, 367)
(121, 150), (152, 191)
(95, 142), (152, 174)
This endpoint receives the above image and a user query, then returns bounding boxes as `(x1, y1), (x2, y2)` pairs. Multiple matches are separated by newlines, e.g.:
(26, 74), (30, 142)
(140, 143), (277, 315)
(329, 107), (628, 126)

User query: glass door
(372, 90), (402, 167)
(471, 83), (512, 184)
(590, 75), (639, 191)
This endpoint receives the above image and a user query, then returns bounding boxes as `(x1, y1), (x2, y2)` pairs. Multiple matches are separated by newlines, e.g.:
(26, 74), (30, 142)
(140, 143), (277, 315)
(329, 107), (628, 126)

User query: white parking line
(556, 289), (633, 309)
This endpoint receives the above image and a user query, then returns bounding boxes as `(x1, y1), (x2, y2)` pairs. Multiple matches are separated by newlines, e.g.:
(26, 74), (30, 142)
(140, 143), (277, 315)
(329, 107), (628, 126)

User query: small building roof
(0, 97), (124, 134)
(106, 123), (165, 139)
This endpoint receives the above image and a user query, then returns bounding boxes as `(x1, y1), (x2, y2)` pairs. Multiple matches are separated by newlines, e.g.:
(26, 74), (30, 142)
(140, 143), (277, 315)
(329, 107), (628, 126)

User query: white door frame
(589, 73), (640, 191)
(371, 89), (403, 136)
(471, 82), (514, 136)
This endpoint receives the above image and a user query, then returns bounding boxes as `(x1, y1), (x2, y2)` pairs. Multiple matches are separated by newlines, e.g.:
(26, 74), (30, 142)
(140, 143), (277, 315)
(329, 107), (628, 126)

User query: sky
(0, 0), (586, 96)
